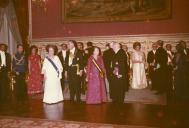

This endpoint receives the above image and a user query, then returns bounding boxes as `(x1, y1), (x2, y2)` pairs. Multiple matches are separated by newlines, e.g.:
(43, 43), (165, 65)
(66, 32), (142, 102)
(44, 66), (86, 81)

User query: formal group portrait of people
(0, 39), (189, 105)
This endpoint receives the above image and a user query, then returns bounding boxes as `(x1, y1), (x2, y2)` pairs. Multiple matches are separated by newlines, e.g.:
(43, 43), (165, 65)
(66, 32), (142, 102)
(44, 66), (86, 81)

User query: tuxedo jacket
(147, 50), (156, 64)
(57, 51), (67, 72)
(111, 49), (128, 77)
(85, 47), (94, 57)
(103, 48), (115, 75)
(155, 47), (168, 67)
(125, 51), (131, 68)
(184, 48), (189, 56)
(65, 49), (84, 72)
(0, 52), (11, 71)
(80, 50), (88, 67)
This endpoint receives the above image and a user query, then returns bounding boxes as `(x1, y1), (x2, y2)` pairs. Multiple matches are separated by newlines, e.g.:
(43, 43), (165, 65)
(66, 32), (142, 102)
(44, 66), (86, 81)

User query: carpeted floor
(63, 87), (166, 105)
(0, 116), (157, 128)
(124, 88), (167, 105)
(32, 87), (166, 105)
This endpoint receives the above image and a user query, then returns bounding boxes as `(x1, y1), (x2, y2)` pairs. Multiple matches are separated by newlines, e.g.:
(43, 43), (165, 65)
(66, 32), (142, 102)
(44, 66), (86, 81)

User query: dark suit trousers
(60, 72), (65, 91)
(0, 68), (10, 102)
(112, 76), (126, 103)
(68, 67), (81, 101)
(148, 66), (156, 89)
(154, 65), (169, 93)
(107, 74), (113, 99)
(15, 73), (28, 101)
(167, 65), (174, 97)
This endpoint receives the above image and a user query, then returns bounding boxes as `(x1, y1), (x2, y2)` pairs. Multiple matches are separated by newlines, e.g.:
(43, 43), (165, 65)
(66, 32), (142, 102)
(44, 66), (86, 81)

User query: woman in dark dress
(174, 43), (189, 100)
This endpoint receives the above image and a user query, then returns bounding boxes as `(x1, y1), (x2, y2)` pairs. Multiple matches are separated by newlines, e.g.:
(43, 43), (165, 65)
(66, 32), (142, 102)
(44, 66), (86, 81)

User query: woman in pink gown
(86, 47), (107, 104)
(27, 45), (43, 95)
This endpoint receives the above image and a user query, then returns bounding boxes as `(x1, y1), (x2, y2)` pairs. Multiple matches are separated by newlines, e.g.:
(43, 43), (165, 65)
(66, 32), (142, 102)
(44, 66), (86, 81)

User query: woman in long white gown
(42, 45), (64, 104)
(131, 42), (147, 89)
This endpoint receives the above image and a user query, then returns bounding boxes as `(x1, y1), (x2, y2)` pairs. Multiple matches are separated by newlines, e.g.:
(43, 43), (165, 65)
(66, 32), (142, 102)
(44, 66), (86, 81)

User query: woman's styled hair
(133, 42), (141, 49)
(69, 40), (77, 48)
(92, 46), (102, 56)
(29, 45), (38, 54)
(46, 44), (58, 55)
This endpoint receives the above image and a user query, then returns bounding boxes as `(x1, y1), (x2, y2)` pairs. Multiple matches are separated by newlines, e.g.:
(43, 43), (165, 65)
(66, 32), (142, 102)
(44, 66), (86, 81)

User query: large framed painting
(62, 0), (172, 23)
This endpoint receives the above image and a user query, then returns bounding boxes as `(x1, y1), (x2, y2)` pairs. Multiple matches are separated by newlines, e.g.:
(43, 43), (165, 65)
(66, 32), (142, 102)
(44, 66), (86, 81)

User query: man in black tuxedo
(154, 40), (168, 94)
(84, 41), (94, 62)
(122, 45), (130, 92)
(0, 44), (11, 102)
(165, 44), (175, 65)
(111, 42), (128, 103)
(147, 43), (157, 90)
(65, 40), (84, 102)
(165, 44), (175, 98)
(77, 42), (87, 66)
(77, 42), (87, 94)
(103, 43), (115, 98)
(58, 43), (68, 91)
(179, 40), (189, 57)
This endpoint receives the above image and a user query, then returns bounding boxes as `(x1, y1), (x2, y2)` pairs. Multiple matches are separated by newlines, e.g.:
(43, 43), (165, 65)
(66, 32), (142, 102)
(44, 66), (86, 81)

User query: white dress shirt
(184, 49), (187, 55)
(0, 50), (6, 66)
(153, 50), (156, 55)
(62, 50), (67, 61)
(167, 50), (173, 64)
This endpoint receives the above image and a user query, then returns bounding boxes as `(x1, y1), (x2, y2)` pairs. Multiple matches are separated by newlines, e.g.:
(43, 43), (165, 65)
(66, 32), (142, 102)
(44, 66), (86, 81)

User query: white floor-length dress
(42, 56), (64, 104)
(131, 50), (147, 89)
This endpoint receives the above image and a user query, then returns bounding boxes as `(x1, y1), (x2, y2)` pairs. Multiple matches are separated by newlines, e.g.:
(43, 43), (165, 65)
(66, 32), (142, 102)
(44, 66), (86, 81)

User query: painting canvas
(62, 0), (171, 23)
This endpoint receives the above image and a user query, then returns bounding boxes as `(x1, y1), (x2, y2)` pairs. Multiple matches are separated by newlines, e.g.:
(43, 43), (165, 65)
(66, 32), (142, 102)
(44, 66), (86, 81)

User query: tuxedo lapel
(72, 49), (78, 62)
(65, 50), (70, 65)
(0, 54), (1, 65)
(74, 49), (78, 58)
(67, 50), (70, 56)
(152, 51), (155, 58)
(5, 53), (11, 71)
(59, 51), (64, 62)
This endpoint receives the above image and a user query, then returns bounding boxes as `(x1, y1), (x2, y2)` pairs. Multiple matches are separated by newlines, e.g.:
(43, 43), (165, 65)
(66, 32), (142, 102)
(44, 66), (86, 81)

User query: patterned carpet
(63, 88), (167, 105)
(0, 116), (157, 128)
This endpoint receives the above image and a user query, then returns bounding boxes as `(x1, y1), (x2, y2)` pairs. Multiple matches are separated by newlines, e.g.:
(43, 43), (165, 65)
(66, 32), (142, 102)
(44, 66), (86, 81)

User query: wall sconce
(32, 0), (48, 12)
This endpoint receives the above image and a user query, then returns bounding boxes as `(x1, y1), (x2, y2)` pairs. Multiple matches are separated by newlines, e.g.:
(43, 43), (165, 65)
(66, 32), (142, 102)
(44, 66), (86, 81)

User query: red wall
(32, 0), (189, 39)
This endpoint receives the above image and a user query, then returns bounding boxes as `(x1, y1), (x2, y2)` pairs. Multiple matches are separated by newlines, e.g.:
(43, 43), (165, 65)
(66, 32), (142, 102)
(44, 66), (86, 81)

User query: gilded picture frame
(62, 0), (172, 23)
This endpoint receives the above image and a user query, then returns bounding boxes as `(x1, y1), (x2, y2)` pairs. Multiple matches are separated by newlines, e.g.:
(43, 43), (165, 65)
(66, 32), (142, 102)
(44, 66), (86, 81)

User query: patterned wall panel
(31, 33), (189, 59)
